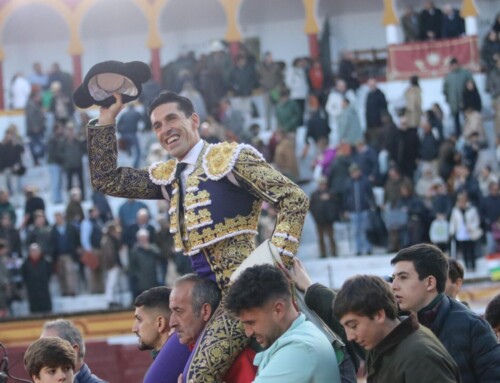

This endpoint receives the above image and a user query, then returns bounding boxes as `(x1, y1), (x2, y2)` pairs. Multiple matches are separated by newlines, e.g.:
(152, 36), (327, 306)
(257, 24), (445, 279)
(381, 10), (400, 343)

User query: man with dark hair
(133, 286), (191, 383)
(333, 274), (460, 382)
(87, 86), (307, 383)
(41, 319), (106, 383)
(225, 264), (340, 382)
(24, 337), (76, 383)
(445, 258), (465, 301)
(166, 274), (257, 382)
(391, 243), (500, 382)
(485, 293), (500, 341)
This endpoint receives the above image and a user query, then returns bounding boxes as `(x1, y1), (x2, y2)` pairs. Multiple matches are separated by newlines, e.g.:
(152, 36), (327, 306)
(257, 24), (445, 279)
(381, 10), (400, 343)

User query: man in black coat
(391, 243), (500, 383)
(365, 78), (388, 149)
(21, 243), (52, 313)
(420, 1), (443, 40)
(441, 4), (465, 38)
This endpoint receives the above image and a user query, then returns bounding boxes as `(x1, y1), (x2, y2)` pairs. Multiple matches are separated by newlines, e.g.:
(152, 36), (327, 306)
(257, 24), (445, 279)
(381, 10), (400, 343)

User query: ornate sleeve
(86, 123), (163, 199)
(231, 146), (309, 266)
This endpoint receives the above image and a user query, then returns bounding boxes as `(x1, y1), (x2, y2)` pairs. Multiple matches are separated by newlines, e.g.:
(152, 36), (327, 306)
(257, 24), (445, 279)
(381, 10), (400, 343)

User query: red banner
(387, 36), (480, 80)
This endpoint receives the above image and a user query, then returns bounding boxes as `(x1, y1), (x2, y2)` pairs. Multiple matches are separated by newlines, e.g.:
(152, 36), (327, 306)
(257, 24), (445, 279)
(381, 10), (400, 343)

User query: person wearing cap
(82, 71), (308, 382)
(343, 162), (375, 255)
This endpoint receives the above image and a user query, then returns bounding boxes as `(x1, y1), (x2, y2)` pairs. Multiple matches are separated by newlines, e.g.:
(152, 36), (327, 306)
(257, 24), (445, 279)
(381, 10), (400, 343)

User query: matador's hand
(98, 92), (124, 125)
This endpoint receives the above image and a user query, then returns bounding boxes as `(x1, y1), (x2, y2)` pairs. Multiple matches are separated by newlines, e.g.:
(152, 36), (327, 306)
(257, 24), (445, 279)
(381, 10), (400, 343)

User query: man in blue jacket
(391, 243), (500, 383)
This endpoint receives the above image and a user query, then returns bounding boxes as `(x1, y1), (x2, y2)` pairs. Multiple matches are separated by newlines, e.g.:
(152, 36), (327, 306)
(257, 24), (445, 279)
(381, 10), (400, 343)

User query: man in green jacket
(333, 274), (460, 382)
(443, 57), (472, 137)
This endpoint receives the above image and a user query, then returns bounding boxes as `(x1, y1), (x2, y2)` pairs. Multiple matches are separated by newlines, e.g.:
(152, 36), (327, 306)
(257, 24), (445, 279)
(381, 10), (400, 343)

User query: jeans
(349, 210), (372, 255)
(48, 163), (63, 203)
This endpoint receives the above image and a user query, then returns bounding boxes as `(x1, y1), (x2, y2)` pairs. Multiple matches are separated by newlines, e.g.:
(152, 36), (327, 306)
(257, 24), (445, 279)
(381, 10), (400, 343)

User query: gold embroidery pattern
(87, 125), (162, 199)
(149, 160), (176, 185)
(203, 142), (239, 179)
(185, 190), (211, 210)
(232, 148), (309, 265)
(186, 301), (249, 383)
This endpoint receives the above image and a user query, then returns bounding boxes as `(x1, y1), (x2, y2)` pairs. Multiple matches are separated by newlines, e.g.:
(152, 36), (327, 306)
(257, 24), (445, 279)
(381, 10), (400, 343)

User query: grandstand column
(303, 0), (320, 59)
(139, 0), (166, 83)
(461, 0), (479, 36)
(68, 23), (84, 89)
(382, 0), (399, 45)
(219, 0), (242, 61)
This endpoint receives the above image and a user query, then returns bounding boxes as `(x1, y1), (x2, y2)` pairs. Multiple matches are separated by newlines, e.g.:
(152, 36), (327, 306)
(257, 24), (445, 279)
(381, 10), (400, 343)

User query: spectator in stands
(60, 126), (86, 200)
(226, 264), (341, 382)
(326, 79), (356, 147)
(129, 229), (161, 299)
(453, 163), (481, 207)
(286, 57), (309, 126)
(100, 222), (124, 308)
(334, 274), (460, 382)
(46, 123), (65, 204)
(395, 181), (427, 249)
(0, 213), (22, 258)
(441, 4), (465, 39)
(258, 52), (283, 130)
(25, 90), (46, 166)
(21, 243), (52, 314)
(338, 50), (359, 91)
(344, 163), (374, 256)
(51, 212), (80, 296)
(462, 79), (483, 138)
(353, 139), (378, 184)
(118, 198), (149, 229)
(420, 1), (443, 40)
(117, 104), (143, 168)
(0, 125), (25, 207)
(327, 143), (353, 212)
(449, 191), (482, 271)
(155, 218), (174, 284)
(401, 6), (421, 42)
(443, 57), (473, 137)
(481, 30), (500, 74)
(480, 180), (500, 254)
(273, 129), (299, 181)
(485, 293), (500, 341)
(0, 191), (15, 228)
(26, 210), (53, 261)
(65, 187), (84, 225)
(308, 58), (326, 105)
(427, 108), (444, 143)
(445, 258), (466, 304)
(431, 180), (453, 219)
(80, 207), (104, 294)
(48, 63), (73, 99)
(10, 72), (31, 109)
(219, 97), (245, 141)
(275, 88), (302, 134)
(438, 135), (458, 182)
(404, 75), (422, 130)
(395, 116), (420, 180)
(123, 208), (156, 250)
(28, 62), (49, 91)
(429, 210), (450, 252)
(133, 286), (190, 383)
(416, 164), (443, 201)
(487, 56), (500, 137)
(22, 185), (46, 228)
(91, 191), (114, 224)
(478, 165), (498, 197)
(228, 53), (259, 121)
(180, 81), (207, 123)
(50, 81), (74, 125)
(391, 243), (500, 382)
(419, 116), (440, 169)
(24, 337), (76, 383)
(338, 98), (363, 146)
(365, 78), (388, 150)
(41, 319), (106, 383)
(309, 176), (337, 258)
(493, 12), (500, 34)
(0, 241), (10, 317)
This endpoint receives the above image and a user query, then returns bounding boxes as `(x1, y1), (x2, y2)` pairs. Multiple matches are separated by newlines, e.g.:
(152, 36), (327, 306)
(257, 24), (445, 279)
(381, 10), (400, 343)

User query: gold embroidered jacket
(87, 124), (309, 266)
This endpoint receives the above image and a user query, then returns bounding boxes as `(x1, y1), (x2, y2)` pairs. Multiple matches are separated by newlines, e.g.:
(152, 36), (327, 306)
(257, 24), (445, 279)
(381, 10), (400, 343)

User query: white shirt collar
(180, 140), (204, 166)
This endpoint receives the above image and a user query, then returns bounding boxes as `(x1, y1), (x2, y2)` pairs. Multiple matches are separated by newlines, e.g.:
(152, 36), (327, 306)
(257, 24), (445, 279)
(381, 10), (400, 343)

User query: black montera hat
(73, 60), (151, 108)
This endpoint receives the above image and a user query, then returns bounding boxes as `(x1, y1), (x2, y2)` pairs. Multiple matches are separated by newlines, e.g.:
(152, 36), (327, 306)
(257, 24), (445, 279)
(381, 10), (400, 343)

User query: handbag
(11, 162), (26, 176)
(230, 240), (346, 363)
(81, 250), (100, 270)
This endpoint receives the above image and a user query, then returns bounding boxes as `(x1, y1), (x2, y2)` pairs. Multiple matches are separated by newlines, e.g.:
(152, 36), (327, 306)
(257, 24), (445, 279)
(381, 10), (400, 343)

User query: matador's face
(151, 102), (200, 160)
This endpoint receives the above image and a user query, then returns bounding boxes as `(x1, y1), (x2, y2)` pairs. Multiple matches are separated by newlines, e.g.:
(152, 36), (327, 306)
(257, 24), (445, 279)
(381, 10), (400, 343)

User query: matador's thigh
(183, 234), (255, 383)
(184, 302), (249, 383)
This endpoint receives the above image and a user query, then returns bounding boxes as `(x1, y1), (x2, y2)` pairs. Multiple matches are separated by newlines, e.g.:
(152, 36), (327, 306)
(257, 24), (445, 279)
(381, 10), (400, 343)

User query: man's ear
(426, 275), (438, 292)
(373, 308), (386, 323)
(156, 315), (170, 334)
(273, 300), (286, 319)
(191, 113), (200, 129)
(200, 303), (213, 322)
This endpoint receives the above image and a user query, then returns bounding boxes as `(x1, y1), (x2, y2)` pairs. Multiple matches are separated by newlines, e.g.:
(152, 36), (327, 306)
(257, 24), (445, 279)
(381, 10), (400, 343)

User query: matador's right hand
(97, 92), (124, 126)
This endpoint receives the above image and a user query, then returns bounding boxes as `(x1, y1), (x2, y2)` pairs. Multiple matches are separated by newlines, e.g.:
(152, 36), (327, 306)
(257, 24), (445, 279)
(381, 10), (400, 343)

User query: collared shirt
(253, 314), (341, 382)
